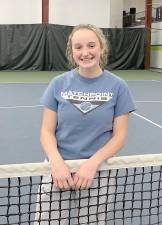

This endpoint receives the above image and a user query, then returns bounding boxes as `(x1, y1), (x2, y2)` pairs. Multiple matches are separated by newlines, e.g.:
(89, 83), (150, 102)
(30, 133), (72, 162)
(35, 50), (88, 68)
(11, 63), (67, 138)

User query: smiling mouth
(81, 57), (94, 62)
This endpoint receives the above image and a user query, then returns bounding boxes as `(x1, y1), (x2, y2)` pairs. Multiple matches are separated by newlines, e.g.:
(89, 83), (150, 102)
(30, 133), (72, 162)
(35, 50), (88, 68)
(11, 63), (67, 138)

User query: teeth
(82, 58), (92, 61)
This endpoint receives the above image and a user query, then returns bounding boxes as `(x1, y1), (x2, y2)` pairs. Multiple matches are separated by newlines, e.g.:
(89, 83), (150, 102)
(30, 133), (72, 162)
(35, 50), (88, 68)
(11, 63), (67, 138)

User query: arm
(40, 107), (74, 190)
(73, 113), (129, 189)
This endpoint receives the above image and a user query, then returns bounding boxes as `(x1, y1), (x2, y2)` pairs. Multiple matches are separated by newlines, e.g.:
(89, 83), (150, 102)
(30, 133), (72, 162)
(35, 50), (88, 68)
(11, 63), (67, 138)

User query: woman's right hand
(50, 158), (75, 190)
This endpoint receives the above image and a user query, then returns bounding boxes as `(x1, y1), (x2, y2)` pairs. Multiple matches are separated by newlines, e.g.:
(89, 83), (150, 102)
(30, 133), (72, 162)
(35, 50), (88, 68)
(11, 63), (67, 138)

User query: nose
(82, 47), (89, 56)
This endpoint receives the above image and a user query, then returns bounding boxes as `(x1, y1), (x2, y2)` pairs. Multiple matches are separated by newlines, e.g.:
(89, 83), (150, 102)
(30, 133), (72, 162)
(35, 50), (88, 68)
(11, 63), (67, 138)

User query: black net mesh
(0, 163), (162, 224)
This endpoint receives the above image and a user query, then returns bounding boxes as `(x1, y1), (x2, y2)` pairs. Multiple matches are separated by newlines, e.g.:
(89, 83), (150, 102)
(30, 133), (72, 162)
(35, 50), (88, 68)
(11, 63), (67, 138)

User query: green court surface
(0, 69), (162, 83)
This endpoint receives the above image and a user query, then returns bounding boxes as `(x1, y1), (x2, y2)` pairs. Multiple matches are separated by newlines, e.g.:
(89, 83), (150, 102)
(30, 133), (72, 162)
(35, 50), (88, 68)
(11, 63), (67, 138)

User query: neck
(78, 66), (103, 78)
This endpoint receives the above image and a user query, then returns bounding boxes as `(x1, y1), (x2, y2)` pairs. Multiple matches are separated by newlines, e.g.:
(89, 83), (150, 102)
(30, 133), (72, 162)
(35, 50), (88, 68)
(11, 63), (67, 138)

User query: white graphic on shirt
(61, 91), (113, 114)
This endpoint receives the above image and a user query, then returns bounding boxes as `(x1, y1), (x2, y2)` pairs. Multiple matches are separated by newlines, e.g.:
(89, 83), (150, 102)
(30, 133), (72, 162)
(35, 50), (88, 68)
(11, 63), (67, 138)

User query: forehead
(72, 29), (99, 44)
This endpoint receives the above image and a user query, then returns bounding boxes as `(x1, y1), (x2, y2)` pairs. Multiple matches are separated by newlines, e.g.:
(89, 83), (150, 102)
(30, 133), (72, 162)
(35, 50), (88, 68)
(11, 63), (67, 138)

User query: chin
(79, 63), (96, 70)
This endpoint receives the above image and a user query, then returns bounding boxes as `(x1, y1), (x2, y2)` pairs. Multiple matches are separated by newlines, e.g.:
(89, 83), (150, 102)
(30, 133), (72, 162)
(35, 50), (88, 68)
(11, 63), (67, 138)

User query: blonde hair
(66, 24), (109, 69)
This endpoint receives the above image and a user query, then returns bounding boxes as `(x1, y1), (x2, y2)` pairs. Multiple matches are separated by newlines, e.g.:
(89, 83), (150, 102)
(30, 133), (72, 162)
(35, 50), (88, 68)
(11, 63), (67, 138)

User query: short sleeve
(40, 79), (58, 111)
(114, 81), (136, 117)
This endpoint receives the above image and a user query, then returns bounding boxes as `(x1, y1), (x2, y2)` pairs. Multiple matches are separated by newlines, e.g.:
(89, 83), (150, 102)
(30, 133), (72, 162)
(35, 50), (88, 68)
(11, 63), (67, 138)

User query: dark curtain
(45, 24), (72, 70)
(103, 28), (146, 69)
(0, 24), (47, 70)
(0, 24), (146, 70)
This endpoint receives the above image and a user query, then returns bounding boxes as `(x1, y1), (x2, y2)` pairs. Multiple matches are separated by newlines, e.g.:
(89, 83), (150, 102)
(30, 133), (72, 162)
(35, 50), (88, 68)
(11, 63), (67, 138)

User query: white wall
(109, 0), (123, 28)
(0, 0), (118, 28)
(123, 0), (162, 14)
(130, 22), (162, 69)
(0, 0), (161, 27)
(49, 0), (110, 28)
(151, 21), (162, 68)
(151, 50), (162, 68)
(0, 0), (42, 24)
(123, 0), (145, 14)
(152, 0), (162, 6)
(152, 22), (162, 44)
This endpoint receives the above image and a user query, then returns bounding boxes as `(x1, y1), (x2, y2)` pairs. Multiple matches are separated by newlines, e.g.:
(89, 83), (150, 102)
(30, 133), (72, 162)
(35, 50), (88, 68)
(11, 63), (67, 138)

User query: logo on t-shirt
(61, 91), (113, 114)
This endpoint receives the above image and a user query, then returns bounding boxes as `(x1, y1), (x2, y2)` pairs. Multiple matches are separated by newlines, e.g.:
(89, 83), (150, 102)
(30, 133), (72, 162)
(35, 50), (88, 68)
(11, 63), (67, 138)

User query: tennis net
(0, 154), (162, 224)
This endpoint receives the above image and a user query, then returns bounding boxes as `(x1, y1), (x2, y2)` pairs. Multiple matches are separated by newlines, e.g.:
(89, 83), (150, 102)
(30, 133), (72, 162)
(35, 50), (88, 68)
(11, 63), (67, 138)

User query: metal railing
(123, 6), (162, 27)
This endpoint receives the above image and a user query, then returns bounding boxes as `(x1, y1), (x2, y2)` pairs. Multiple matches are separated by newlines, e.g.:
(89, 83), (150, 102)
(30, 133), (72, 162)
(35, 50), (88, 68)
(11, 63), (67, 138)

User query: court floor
(0, 79), (161, 164)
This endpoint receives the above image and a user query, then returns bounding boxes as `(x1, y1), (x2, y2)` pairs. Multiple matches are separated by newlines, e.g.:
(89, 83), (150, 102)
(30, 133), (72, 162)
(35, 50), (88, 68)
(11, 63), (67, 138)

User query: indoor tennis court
(0, 70), (162, 164)
(0, 70), (162, 224)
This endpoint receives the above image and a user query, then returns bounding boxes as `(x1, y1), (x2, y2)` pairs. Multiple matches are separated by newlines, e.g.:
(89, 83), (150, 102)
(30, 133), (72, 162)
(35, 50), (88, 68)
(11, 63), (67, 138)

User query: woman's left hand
(73, 159), (98, 190)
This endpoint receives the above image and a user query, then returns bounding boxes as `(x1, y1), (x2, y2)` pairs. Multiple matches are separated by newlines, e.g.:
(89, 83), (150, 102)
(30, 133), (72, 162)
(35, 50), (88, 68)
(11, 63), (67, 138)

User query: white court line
(126, 80), (155, 82)
(0, 80), (161, 84)
(132, 112), (162, 129)
(0, 105), (43, 109)
(0, 80), (156, 84)
(152, 80), (162, 84)
(136, 101), (162, 103)
(126, 80), (162, 83)
(0, 82), (48, 84)
(1, 105), (162, 129)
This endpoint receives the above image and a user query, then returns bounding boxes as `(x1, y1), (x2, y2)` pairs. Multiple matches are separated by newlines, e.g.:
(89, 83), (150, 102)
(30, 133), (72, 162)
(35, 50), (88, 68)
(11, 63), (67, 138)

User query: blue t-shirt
(41, 69), (136, 160)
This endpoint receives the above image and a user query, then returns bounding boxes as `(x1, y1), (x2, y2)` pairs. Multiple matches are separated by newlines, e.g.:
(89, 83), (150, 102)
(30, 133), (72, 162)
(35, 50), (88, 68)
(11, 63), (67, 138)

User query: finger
(53, 179), (59, 188)
(62, 180), (70, 190)
(57, 180), (64, 190)
(80, 179), (88, 189)
(67, 177), (75, 189)
(86, 179), (93, 189)
(75, 178), (83, 190)
(73, 174), (79, 185)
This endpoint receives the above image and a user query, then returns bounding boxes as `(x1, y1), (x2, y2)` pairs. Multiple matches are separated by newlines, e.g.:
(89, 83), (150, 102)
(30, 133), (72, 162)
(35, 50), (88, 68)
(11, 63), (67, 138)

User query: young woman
(34, 24), (136, 224)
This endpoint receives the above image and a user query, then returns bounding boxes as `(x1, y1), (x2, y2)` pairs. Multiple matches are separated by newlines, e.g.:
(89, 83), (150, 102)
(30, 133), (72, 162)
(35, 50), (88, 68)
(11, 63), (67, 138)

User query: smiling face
(71, 29), (103, 76)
